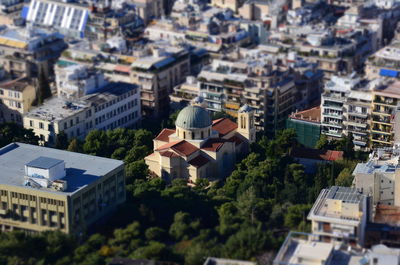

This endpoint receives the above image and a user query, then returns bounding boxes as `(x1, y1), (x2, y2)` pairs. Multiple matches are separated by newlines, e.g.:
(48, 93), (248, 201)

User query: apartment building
(131, 0), (164, 24)
(131, 46), (190, 118)
(308, 186), (369, 247)
(23, 82), (141, 144)
(371, 81), (400, 147)
(0, 142), (125, 234)
(353, 147), (400, 207)
(274, 231), (400, 265)
(55, 63), (108, 100)
(85, 3), (144, 42)
(321, 75), (360, 139)
(194, 58), (296, 133)
(267, 23), (374, 79)
(366, 41), (400, 80)
(343, 80), (374, 151)
(0, 77), (36, 125)
(58, 41), (133, 84)
(170, 76), (200, 110)
(286, 107), (321, 148)
(0, 26), (66, 78)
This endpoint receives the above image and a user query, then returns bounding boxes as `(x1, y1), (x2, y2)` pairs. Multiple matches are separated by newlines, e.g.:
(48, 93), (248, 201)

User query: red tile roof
(188, 155), (210, 168)
(155, 128), (175, 142)
(114, 65), (131, 73)
(156, 140), (199, 157)
(212, 118), (238, 136)
(202, 138), (227, 152)
(289, 106), (321, 123)
(160, 151), (179, 158)
(228, 135), (244, 146)
(291, 147), (343, 161)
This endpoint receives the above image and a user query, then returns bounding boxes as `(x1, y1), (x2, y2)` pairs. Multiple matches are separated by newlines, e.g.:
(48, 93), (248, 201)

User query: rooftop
(289, 106), (321, 123)
(25, 97), (89, 122)
(353, 147), (400, 175)
(308, 186), (365, 223)
(274, 232), (365, 265)
(25, 82), (137, 121)
(0, 143), (123, 195)
(26, 156), (63, 169)
(203, 257), (256, 265)
(291, 147), (343, 161)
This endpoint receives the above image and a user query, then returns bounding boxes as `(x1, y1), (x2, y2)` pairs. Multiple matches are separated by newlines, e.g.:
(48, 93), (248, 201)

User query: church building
(145, 100), (256, 183)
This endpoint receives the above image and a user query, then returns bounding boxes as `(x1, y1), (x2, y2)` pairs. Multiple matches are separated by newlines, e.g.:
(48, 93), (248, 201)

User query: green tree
(83, 130), (108, 156)
(145, 227), (166, 241)
(335, 168), (354, 187)
(284, 204), (311, 231)
(37, 66), (52, 104)
(315, 134), (329, 149)
(55, 131), (69, 150)
(0, 123), (39, 147)
(67, 138), (82, 153)
(169, 212), (199, 241)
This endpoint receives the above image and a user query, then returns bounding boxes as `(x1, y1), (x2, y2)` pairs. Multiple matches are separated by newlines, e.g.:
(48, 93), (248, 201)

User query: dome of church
(175, 105), (212, 130)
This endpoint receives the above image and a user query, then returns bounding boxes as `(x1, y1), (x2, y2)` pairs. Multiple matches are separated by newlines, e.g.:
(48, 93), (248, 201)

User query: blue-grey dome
(175, 105), (212, 129)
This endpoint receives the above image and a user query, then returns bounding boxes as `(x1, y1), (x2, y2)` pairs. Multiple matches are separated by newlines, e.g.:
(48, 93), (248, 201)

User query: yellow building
(0, 77), (36, 125)
(0, 142), (125, 234)
(145, 102), (255, 183)
(371, 81), (400, 147)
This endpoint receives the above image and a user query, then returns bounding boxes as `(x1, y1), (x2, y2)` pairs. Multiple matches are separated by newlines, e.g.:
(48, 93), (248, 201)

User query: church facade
(145, 102), (256, 183)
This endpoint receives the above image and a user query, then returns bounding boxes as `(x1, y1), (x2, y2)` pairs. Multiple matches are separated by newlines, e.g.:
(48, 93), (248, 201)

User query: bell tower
(237, 104), (256, 143)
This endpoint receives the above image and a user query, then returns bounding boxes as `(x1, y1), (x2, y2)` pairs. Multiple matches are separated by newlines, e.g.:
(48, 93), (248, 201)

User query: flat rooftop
(0, 143), (123, 195)
(274, 232), (364, 265)
(25, 97), (89, 122)
(203, 257), (256, 265)
(308, 186), (364, 222)
(353, 148), (400, 175)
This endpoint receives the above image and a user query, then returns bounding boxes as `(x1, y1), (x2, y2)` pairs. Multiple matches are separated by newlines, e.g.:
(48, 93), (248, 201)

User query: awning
(380, 69), (398, 77)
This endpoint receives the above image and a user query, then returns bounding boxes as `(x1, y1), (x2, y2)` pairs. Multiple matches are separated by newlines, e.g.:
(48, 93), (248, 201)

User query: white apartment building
(55, 64), (108, 100)
(274, 232), (400, 265)
(308, 186), (369, 247)
(343, 80), (376, 150)
(353, 147), (400, 207)
(321, 74), (361, 139)
(23, 82), (141, 145)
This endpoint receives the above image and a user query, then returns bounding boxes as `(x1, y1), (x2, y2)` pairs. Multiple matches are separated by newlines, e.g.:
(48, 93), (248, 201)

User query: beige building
(145, 103), (255, 183)
(0, 77), (36, 125)
(238, 0), (270, 20)
(308, 186), (369, 247)
(353, 147), (400, 207)
(212, 0), (245, 12)
(131, 47), (190, 118)
(24, 82), (141, 145)
(0, 26), (66, 78)
(0, 142), (125, 234)
(371, 81), (400, 147)
(132, 0), (164, 24)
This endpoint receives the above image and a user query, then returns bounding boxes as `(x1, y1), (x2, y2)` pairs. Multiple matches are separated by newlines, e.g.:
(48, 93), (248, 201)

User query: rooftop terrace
(0, 143), (123, 195)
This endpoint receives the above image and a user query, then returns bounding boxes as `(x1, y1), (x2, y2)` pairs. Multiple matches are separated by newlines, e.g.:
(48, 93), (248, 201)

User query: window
(29, 120), (33, 127)
(39, 122), (44, 129)
(64, 122), (67, 129)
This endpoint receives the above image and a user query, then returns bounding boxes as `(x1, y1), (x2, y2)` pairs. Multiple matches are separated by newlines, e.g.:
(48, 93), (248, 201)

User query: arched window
(183, 131), (186, 139)
(201, 131), (204, 139)
(191, 132), (195, 139)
